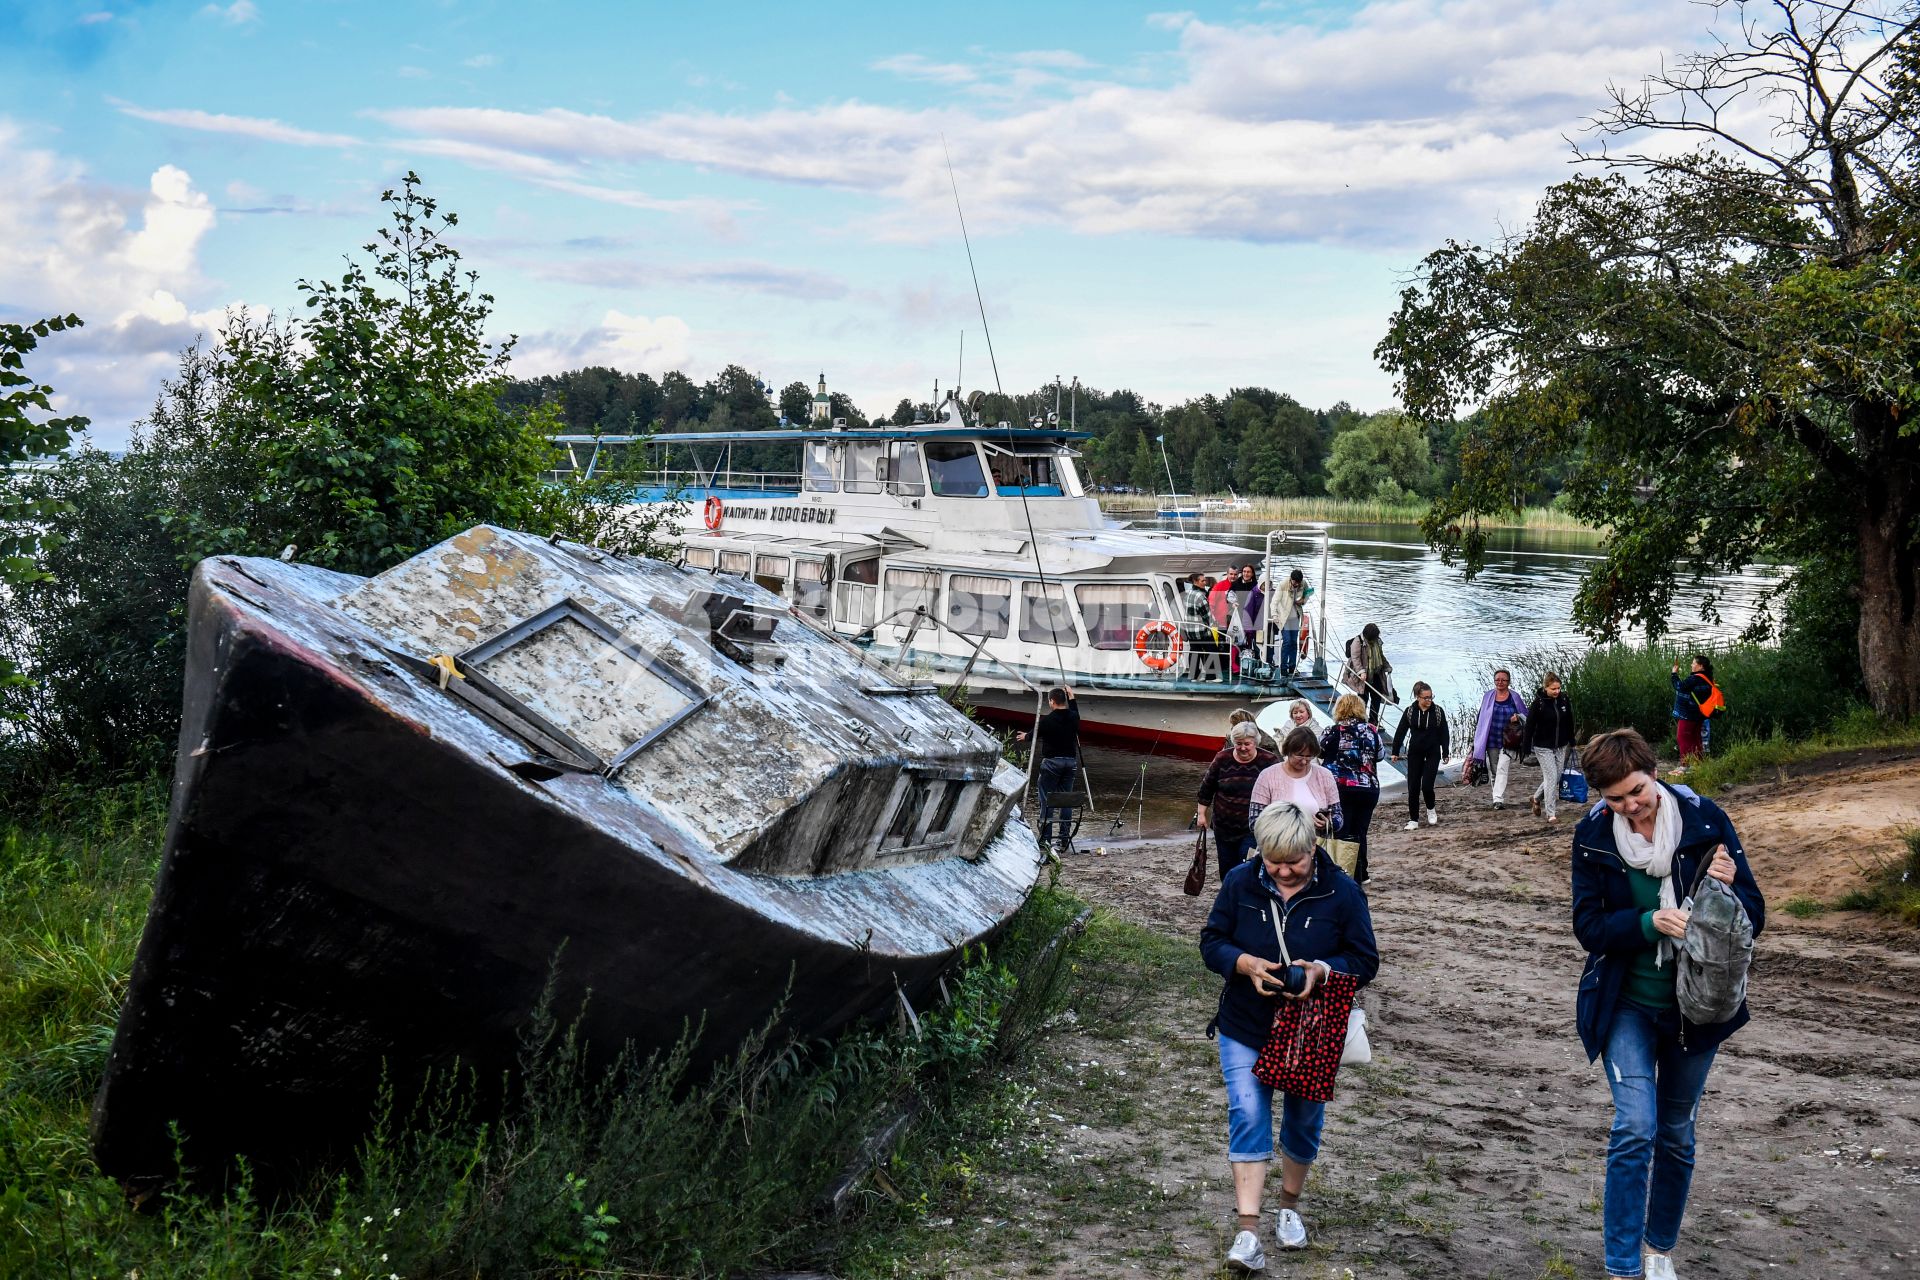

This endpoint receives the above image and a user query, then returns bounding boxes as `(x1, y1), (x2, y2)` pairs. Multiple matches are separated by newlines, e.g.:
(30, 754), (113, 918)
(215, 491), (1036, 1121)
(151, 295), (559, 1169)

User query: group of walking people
(1199, 724), (1766, 1278)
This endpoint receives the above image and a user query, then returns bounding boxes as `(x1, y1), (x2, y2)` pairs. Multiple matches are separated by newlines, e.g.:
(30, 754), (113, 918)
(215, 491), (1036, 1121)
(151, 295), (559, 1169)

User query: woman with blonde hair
(1201, 801), (1379, 1272)
(1318, 693), (1386, 885)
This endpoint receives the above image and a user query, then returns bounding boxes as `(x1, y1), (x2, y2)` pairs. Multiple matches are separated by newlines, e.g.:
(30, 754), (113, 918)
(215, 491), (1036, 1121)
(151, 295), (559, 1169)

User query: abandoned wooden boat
(90, 526), (1042, 1185)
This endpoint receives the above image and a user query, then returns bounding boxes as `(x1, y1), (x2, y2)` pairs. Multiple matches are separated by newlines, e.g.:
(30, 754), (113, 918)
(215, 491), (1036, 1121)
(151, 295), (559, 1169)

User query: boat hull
(91, 538), (1041, 1186)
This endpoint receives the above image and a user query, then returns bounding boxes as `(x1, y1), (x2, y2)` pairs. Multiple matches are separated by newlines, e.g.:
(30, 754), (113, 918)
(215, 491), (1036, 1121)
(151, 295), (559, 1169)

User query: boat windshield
(804, 442), (838, 492)
(986, 448), (1072, 497)
(925, 442), (989, 497)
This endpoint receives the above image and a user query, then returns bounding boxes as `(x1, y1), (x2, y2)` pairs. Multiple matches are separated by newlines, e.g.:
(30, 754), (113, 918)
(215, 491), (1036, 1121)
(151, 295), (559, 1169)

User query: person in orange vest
(1670, 654), (1722, 765)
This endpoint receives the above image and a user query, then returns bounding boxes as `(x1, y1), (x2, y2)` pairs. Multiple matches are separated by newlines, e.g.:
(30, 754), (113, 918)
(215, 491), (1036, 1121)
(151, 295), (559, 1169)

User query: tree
(0, 315), (88, 698)
(2, 177), (681, 779)
(1324, 412), (1435, 501)
(778, 381), (811, 425)
(1376, 0), (1920, 716)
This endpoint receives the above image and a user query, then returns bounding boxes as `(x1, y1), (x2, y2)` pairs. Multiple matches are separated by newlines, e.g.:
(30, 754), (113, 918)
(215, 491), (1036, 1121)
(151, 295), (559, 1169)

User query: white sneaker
(1404, 819), (1420, 831)
(1226, 1228), (1266, 1272)
(1426, 808), (1438, 826)
(1645, 1253), (1677, 1280)
(1274, 1207), (1308, 1250)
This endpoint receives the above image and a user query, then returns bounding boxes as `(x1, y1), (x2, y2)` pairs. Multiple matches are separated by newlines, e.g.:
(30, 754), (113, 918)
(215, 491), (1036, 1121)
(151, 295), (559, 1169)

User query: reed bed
(1097, 494), (1595, 531)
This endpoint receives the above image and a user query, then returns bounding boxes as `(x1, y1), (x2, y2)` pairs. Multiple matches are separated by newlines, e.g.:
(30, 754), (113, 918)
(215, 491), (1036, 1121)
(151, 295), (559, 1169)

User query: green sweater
(1623, 865), (1677, 1011)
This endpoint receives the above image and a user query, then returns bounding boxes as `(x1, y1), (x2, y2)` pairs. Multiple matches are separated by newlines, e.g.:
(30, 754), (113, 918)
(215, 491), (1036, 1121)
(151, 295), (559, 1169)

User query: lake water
(1066, 517), (1783, 843)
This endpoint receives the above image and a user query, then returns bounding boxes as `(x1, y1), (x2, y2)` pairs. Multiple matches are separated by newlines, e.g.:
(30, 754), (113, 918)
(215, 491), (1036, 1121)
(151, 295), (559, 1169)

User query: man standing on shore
(1023, 687), (1080, 854)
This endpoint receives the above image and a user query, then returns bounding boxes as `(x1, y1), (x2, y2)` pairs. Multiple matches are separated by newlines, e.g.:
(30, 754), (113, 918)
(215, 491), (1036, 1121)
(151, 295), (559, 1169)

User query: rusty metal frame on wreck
(455, 596), (709, 779)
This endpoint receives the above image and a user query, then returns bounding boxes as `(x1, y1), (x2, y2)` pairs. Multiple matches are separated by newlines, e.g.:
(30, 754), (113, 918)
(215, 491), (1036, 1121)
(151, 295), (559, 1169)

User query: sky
(1, 0), (1726, 448)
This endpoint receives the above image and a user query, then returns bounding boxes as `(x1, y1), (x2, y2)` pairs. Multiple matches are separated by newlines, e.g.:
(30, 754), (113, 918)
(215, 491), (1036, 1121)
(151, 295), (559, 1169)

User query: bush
(1496, 637), (1866, 755)
(1836, 830), (1920, 926)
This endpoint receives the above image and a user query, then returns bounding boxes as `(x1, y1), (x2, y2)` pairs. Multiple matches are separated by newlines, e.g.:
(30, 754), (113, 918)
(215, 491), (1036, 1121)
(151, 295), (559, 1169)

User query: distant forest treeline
(500, 364), (1573, 505)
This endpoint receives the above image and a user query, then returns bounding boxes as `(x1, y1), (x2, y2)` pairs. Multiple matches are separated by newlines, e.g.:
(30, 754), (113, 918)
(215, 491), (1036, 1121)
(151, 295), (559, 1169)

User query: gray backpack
(1676, 860), (1754, 1025)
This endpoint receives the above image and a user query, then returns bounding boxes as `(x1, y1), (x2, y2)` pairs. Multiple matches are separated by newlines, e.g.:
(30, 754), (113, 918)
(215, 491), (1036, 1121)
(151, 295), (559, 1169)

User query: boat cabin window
(804, 441), (838, 492)
(883, 568), (941, 627)
(843, 443), (885, 494)
(684, 547), (717, 570)
(877, 774), (978, 854)
(794, 557), (829, 618)
(835, 556), (880, 627)
(948, 574), (1012, 638)
(987, 448), (1065, 497)
(753, 554), (789, 595)
(1076, 583), (1160, 650)
(890, 442), (927, 496)
(1019, 581), (1079, 646)
(719, 550), (750, 576)
(925, 442), (988, 497)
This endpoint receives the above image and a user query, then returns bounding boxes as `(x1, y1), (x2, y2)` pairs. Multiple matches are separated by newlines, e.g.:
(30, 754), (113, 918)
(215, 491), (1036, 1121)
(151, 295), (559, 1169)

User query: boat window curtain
(1075, 583), (1157, 650)
(948, 574), (1012, 638)
(884, 569), (942, 624)
(1019, 581), (1079, 646)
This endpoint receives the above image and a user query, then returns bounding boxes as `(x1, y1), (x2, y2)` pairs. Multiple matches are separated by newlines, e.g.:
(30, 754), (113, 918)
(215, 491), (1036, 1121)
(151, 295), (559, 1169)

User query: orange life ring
(1133, 619), (1183, 671)
(702, 496), (725, 530)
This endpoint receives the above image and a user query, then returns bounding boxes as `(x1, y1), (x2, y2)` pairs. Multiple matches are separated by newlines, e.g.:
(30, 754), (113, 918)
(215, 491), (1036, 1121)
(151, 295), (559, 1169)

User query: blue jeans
(1037, 757), (1077, 846)
(1280, 627), (1299, 676)
(1601, 1002), (1719, 1277)
(1218, 1033), (1325, 1165)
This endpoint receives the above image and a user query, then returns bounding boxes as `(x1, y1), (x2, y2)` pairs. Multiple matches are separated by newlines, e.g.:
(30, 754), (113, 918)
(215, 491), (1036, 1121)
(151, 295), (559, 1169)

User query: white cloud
(871, 54), (977, 85)
(115, 102), (360, 148)
(463, 54), (499, 69)
(79, 11), (114, 25)
(200, 1), (260, 25)
(369, 0), (1708, 251)
(0, 123), (241, 444)
(397, 65), (431, 80)
(510, 310), (693, 380)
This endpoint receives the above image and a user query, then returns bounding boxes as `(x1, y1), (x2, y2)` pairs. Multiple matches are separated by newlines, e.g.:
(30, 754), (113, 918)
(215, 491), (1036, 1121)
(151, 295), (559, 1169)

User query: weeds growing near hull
(0, 782), (1091, 1278)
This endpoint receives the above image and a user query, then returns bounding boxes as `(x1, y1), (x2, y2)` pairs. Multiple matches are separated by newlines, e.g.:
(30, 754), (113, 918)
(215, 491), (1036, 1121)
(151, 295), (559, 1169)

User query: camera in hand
(1276, 962), (1309, 996)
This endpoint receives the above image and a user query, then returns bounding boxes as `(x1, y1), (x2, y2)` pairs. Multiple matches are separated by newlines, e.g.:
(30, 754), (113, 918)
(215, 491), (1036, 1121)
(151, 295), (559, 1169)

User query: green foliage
(0, 782), (1089, 1277)
(1377, 4), (1920, 715)
(0, 176), (682, 790)
(1835, 829), (1920, 927)
(0, 315), (89, 696)
(1498, 637), (1868, 757)
(1324, 410), (1435, 501)
(1676, 705), (1920, 796)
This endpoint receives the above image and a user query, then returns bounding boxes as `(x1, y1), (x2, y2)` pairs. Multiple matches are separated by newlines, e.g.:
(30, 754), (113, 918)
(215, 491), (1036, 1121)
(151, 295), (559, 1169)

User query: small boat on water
(90, 526), (1042, 1185)
(1199, 491), (1254, 515)
(551, 378), (1353, 757)
(1155, 494), (1202, 518)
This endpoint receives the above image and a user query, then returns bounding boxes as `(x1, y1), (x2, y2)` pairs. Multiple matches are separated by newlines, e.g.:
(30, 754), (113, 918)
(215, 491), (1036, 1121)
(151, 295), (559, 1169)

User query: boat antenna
(943, 135), (1074, 730)
(957, 331), (964, 409)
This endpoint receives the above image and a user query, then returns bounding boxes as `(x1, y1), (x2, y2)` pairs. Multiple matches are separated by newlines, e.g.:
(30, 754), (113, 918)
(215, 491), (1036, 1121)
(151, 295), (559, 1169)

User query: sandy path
(930, 749), (1920, 1278)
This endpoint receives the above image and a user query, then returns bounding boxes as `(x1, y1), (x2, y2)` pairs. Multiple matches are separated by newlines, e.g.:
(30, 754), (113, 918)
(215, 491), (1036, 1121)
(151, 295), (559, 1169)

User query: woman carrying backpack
(1571, 729), (1765, 1280)
(1319, 694), (1385, 885)
(1526, 672), (1575, 824)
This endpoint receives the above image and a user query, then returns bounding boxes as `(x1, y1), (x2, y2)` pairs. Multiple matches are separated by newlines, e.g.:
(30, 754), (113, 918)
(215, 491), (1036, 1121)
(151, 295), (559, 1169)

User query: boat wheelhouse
(554, 407), (1339, 757)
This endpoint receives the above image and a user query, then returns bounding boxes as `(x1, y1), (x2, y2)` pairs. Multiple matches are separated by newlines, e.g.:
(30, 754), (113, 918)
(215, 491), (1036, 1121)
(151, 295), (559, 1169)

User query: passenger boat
(1155, 494), (1202, 518)
(90, 526), (1042, 1185)
(1199, 491), (1254, 515)
(556, 384), (1344, 758)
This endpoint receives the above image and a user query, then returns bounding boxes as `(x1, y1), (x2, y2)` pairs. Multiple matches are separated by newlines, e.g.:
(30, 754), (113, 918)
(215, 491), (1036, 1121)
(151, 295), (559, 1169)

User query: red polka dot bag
(1252, 903), (1362, 1102)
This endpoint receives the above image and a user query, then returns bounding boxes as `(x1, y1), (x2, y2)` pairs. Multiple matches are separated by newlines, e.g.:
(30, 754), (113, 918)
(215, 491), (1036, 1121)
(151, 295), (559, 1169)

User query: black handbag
(1183, 829), (1209, 896)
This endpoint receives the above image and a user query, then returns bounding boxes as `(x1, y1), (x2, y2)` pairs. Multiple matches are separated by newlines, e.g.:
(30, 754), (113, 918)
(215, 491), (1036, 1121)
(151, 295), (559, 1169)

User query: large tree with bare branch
(1377, 0), (1920, 716)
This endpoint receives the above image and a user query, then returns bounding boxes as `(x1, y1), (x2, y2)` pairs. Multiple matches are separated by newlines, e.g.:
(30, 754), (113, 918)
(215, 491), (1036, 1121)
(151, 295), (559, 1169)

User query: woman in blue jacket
(1201, 802), (1379, 1274)
(1571, 729), (1765, 1280)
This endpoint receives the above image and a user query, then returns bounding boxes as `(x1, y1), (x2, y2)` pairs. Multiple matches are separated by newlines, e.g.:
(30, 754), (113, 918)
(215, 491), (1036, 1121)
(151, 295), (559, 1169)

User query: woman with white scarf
(1570, 729), (1766, 1280)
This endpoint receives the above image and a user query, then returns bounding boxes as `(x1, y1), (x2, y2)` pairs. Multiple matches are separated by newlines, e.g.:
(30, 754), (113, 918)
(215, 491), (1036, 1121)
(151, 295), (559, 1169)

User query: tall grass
(1678, 706), (1920, 795)
(1, 783), (1088, 1278)
(1498, 639), (1866, 756)
(1837, 829), (1920, 926)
